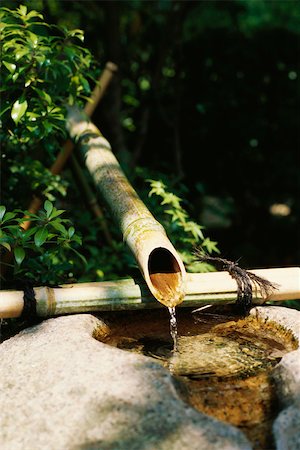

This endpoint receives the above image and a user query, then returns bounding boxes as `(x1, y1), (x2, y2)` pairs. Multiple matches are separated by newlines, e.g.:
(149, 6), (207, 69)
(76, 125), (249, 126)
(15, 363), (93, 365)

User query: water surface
(97, 305), (298, 450)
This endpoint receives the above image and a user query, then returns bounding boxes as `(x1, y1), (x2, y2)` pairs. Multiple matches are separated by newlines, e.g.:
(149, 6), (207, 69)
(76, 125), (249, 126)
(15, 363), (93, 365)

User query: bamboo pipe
(0, 267), (299, 319)
(66, 107), (186, 308)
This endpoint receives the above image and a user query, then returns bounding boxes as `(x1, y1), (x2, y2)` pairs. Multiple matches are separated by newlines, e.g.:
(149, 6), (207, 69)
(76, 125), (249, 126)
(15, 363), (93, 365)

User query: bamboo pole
(0, 267), (299, 319)
(66, 107), (186, 308)
(84, 61), (118, 117)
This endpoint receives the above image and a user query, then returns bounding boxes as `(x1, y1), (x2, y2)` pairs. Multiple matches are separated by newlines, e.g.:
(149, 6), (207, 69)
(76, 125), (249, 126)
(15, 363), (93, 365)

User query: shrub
(0, 4), (97, 286)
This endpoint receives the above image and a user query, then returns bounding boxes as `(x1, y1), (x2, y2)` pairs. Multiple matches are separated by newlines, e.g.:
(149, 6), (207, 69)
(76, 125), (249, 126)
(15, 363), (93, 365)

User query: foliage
(0, 201), (84, 285)
(146, 178), (219, 272)
(0, 4), (98, 286)
(0, 0), (298, 306)
(0, 4), (98, 209)
(0, 3), (221, 289)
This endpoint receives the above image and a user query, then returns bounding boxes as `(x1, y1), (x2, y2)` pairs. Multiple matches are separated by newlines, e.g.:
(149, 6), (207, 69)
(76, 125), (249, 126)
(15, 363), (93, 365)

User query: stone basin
(94, 305), (299, 450)
(0, 305), (298, 450)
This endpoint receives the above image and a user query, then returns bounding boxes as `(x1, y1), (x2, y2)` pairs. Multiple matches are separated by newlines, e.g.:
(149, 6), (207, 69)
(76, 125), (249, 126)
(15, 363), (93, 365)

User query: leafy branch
(0, 201), (85, 285)
(147, 179), (219, 271)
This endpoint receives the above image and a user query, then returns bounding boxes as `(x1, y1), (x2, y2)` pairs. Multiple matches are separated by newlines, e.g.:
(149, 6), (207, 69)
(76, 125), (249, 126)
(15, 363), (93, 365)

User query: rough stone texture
(250, 306), (300, 339)
(0, 314), (252, 450)
(273, 402), (300, 450)
(251, 306), (300, 406)
(251, 306), (300, 450)
(272, 350), (300, 407)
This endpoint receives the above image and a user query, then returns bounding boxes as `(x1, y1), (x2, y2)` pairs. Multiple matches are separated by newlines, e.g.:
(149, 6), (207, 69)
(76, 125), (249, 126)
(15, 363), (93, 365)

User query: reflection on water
(98, 306), (298, 450)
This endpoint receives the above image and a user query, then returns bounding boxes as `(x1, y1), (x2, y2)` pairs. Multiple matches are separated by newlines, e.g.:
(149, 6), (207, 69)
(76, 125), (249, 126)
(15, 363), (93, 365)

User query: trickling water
(168, 306), (178, 352)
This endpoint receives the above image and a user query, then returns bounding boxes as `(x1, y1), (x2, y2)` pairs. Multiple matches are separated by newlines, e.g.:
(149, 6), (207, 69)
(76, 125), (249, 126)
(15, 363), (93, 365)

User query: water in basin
(95, 305), (298, 450)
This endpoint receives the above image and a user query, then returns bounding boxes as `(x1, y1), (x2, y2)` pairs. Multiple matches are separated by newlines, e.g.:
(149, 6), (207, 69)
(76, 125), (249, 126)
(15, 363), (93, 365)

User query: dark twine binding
(193, 248), (279, 313)
(21, 284), (37, 322)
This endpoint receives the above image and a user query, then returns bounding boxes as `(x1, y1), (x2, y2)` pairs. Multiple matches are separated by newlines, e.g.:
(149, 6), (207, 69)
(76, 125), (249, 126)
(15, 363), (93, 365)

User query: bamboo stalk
(84, 61), (118, 117)
(66, 107), (186, 307)
(0, 267), (299, 319)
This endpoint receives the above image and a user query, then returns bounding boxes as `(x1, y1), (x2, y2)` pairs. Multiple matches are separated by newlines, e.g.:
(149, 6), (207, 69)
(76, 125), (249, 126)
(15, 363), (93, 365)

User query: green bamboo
(66, 106), (186, 308)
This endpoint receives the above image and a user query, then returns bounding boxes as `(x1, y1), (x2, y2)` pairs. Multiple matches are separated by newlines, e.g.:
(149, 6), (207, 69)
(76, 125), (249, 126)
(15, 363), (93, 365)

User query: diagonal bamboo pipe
(0, 267), (299, 318)
(66, 106), (186, 308)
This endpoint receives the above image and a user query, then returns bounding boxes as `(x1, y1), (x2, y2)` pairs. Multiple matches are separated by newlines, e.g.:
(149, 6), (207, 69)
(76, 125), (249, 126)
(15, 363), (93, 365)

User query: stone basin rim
(94, 304), (300, 450)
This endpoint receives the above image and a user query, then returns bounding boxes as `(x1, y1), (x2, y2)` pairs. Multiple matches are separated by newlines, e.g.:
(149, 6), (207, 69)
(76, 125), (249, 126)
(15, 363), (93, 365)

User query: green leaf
(79, 76), (90, 93)
(44, 200), (53, 218)
(68, 28), (84, 42)
(34, 227), (49, 247)
(27, 31), (38, 47)
(32, 87), (52, 104)
(43, 121), (52, 133)
(3, 61), (16, 73)
(202, 238), (220, 254)
(0, 241), (11, 252)
(14, 246), (25, 265)
(23, 227), (37, 238)
(11, 98), (28, 124)
(43, 92), (52, 104)
(49, 209), (65, 220)
(2, 212), (16, 223)
(26, 10), (44, 20)
(18, 5), (27, 16)
(0, 205), (6, 221)
(15, 48), (29, 60)
(50, 219), (67, 234)
(68, 227), (75, 238)
(72, 234), (82, 245)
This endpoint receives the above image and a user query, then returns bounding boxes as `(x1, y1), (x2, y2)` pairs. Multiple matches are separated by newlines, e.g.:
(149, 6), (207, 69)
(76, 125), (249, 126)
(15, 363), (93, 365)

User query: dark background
(3, 0), (300, 269)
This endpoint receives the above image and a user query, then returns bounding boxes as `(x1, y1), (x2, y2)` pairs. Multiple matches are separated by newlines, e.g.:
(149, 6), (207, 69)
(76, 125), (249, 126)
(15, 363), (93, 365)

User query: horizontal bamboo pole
(66, 107), (186, 308)
(0, 267), (299, 319)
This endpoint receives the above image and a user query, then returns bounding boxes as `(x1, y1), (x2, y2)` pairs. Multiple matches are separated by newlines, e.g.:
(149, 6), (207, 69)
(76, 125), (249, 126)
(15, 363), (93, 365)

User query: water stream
(168, 306), (178, 352)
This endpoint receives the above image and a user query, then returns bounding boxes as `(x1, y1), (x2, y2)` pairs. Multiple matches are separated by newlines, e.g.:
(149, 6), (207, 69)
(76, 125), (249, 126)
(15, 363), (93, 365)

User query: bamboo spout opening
(148, 248), (184, 307)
